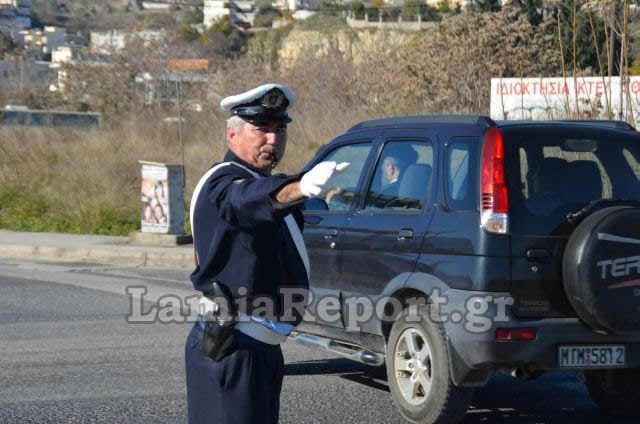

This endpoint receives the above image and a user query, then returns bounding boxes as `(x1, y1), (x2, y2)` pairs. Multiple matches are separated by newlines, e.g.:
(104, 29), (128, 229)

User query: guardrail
(345, 11), (437, 31)
(0, 109), (102, 130)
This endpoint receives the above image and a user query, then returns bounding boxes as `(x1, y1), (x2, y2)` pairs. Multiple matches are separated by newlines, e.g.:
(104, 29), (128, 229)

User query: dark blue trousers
(185, 323), (285, 424)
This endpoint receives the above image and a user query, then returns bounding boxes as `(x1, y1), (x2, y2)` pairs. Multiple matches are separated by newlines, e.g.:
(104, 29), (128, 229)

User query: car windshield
(502, 127), (640, 234)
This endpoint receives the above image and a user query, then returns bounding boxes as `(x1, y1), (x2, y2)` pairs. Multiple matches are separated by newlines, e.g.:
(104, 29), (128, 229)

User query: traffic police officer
(185, 83), (348, 424)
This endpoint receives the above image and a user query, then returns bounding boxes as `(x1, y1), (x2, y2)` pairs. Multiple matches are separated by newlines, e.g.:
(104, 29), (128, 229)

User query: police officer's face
(228, 121), (287, 173)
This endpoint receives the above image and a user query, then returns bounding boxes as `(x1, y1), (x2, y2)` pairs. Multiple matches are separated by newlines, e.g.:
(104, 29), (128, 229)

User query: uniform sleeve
(206, 170), (300, 230)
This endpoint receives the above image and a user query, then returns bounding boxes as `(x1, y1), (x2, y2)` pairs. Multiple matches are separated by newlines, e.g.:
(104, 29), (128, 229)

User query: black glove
(202, 282), (237, 362)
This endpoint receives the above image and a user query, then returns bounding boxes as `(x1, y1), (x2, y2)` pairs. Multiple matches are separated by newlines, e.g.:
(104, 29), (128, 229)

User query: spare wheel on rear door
(563, 206), (640, 335)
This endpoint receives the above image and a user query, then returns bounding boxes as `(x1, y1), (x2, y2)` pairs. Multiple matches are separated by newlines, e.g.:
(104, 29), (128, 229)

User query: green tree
(402, 0), (423, 21)
(0, 33), (16, 59)
(351, 2), (365, 19)
(401, 0), (437, 21)
(470, 0), (502, 12)
(255, 6), (282, 27)
(203, 15), (233, 39)
(522, 0), (542, 26)
(553, 0), (611, 72)
(508, 0), (543, 25)
(437, 0), (450, 13)
(320, 1), (343, 16)
(185, 8), (204, 24)
(366, 6), (379, 20)
(178, 9), (204, 41)
(382, 7), (401, 21)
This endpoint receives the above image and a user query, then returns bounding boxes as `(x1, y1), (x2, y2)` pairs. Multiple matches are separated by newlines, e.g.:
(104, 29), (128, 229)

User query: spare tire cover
(563, 206), (640, 335)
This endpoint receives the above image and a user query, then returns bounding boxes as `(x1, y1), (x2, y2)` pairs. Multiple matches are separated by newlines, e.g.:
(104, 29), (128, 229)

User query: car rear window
(502, 127), (640, 233)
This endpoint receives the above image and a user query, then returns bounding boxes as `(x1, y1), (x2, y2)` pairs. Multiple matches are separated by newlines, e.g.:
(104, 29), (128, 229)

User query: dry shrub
(353, 12), (561, 115)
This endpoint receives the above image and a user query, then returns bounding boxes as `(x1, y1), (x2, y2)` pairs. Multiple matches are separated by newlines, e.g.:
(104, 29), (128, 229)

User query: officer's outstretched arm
(206, 161), (349, 230)
(273, 161), (350, 203)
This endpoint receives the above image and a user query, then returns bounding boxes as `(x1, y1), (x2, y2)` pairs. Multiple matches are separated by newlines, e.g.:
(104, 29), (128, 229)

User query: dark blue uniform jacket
(190, 151), (309, 321)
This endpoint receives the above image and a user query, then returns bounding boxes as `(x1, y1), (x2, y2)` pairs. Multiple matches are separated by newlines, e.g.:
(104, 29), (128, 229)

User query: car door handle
(398, 229), (414, 240)
(526, 249), (550, 261)
(324, 228), (338, 239)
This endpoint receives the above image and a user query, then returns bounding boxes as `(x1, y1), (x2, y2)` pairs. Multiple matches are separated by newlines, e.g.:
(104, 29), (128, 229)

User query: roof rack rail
(348, 115), (496, 132)
(556, 120), (636, 131)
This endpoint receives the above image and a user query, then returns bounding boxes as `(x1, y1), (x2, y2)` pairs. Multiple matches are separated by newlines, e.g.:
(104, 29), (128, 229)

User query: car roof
(496, 119), (636, 131)
(347, 115), (636, 132)
(347, 115), (496, 131)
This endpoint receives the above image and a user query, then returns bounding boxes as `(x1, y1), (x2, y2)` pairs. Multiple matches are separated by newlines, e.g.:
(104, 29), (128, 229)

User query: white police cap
(220, 83), (296, 124)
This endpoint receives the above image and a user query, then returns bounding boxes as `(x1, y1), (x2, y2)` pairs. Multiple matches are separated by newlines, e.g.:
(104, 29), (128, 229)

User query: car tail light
(481, 127), (509, 234)
(496, 328), (537, 341)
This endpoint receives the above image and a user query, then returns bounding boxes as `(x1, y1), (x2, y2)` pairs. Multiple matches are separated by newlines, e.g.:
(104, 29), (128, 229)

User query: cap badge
(261, 89), (285, 110)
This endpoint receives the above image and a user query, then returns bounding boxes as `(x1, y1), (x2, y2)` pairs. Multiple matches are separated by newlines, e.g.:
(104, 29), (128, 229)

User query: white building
(0, 0), (31, 30)
(0, 0), (31, 14)
(203, 0), (255, 27)
(203, 0), (231, 26)
(90, 29), (163, 54)
(141, 1), (171, 10)
(51, 45), (84, 64)
(273, 0), (297, 11)
(14, 26), (65, 55)
(0, 0), (31, 19)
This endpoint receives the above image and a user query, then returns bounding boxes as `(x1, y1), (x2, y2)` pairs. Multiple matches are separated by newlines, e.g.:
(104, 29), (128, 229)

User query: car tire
(385, 305), (473, 424)
(585, 369), (640, 417)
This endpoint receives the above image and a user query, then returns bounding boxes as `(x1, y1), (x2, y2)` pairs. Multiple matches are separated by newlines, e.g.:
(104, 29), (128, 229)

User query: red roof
(168, 59), (209, 72)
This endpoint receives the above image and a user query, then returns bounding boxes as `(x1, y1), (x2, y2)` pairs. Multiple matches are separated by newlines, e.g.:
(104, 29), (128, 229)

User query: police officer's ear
(227, 126), (236, 144)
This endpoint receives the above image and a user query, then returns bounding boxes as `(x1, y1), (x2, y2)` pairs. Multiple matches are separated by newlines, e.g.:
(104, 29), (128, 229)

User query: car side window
(305, 142), (372, 212)
(363, 140), (433, 212)
(445, 138), (479, 211)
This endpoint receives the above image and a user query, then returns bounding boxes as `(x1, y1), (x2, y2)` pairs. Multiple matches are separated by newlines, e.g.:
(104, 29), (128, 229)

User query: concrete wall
(90, 30), (163, 53)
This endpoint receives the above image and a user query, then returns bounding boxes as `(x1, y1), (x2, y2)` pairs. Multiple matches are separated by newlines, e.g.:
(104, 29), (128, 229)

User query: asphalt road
(0, 259), (635, 424)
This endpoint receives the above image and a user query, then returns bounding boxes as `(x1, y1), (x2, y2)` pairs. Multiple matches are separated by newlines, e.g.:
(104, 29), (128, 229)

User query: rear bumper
(441, 289), (640, 387)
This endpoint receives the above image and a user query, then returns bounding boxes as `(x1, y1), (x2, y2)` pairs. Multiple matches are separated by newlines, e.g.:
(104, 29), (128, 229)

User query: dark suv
(291, 116), (640, 424)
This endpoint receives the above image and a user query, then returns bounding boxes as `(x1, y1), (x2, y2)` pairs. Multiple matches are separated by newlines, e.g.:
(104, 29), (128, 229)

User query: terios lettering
(597, 255), (640, 279)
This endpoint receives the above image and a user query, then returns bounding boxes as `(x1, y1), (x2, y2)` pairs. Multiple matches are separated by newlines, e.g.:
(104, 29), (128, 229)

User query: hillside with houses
(0, 0), (637, 121)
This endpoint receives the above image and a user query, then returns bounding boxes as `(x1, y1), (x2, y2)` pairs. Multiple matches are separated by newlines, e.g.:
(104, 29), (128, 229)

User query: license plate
(558, 345), (626, 368)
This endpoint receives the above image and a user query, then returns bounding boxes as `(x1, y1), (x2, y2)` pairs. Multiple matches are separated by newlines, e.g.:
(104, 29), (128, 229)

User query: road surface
(0, 260), (635, 423)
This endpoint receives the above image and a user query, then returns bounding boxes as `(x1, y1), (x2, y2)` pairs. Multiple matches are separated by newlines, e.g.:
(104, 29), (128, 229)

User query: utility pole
(175, 79), (185, 188)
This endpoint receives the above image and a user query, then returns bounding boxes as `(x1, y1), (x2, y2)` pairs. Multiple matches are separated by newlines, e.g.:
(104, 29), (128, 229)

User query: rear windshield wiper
(567, 199), (640, 223)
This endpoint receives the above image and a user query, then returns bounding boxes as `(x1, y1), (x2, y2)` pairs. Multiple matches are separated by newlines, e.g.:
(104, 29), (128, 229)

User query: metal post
(176, 80), (185, 188)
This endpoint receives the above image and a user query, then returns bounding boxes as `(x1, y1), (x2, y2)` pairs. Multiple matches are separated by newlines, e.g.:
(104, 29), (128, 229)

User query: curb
(0, 244), (193, 268)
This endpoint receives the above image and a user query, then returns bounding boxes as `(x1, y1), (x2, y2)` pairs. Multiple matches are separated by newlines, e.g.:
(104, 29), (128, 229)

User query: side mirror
(303, 198), (328, 211)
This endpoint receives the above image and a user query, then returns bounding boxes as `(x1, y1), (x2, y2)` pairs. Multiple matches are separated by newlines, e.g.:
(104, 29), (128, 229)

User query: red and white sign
(490, 77), (640, 124)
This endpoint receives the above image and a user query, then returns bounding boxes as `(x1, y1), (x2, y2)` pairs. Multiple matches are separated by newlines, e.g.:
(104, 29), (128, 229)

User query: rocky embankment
(278, 28), (415, 65)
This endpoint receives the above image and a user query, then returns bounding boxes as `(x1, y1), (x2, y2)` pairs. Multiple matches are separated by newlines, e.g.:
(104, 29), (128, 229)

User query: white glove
(300, 161), (350, 198)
